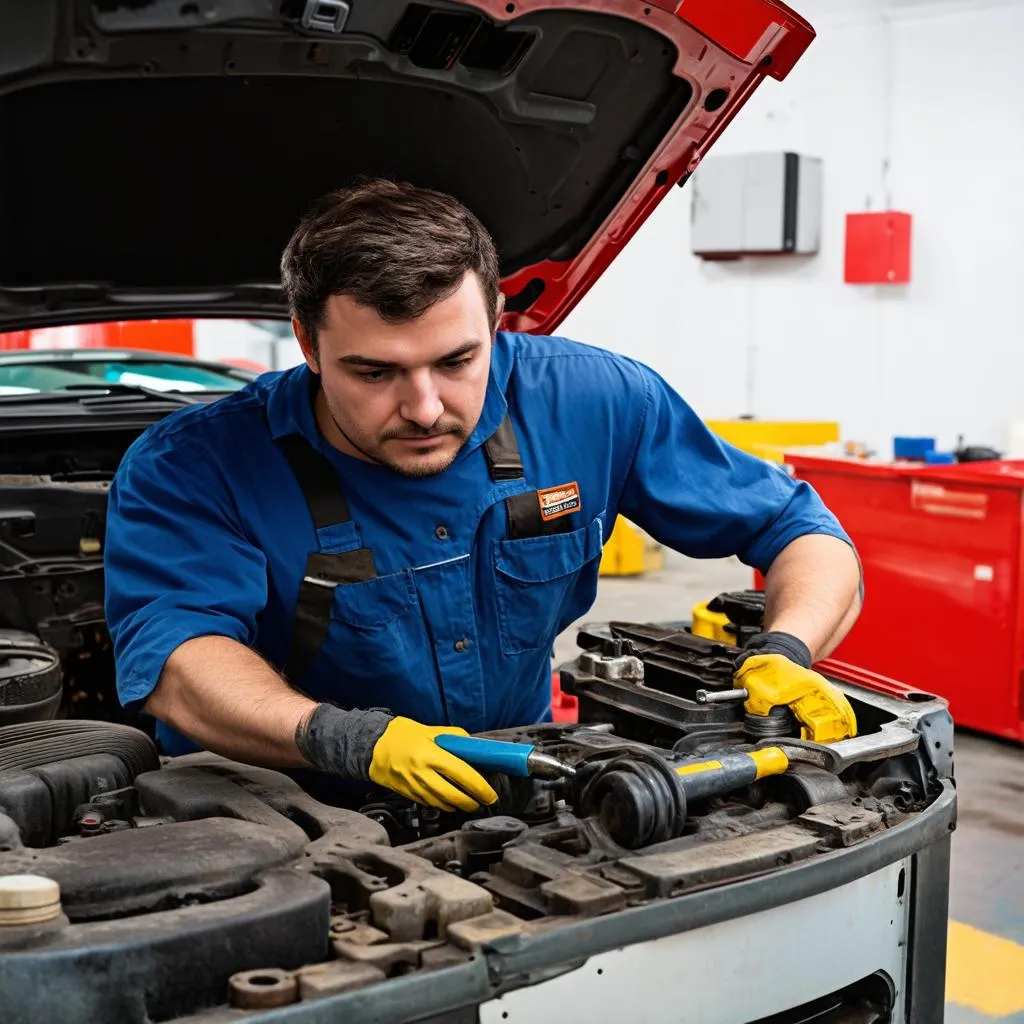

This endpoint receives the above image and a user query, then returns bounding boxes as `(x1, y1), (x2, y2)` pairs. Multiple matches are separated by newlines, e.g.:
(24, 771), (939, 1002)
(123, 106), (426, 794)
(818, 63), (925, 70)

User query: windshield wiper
(62, 383), (204, 403)
(0, 384), (202, 406)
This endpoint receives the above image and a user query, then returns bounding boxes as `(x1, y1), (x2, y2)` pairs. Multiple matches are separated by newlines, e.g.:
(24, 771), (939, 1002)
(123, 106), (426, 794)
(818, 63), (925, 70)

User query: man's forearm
(762, 534), (862, 661)
(145, 635), (316, 768)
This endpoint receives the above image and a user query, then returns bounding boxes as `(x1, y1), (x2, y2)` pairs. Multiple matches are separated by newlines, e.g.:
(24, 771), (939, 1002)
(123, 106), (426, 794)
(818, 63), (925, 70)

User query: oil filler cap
(0, 875), (62, 926)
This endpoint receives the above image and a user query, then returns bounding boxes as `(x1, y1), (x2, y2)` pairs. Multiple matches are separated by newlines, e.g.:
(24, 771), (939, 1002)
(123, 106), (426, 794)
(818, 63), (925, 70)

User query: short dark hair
(281, 179), (501, 351)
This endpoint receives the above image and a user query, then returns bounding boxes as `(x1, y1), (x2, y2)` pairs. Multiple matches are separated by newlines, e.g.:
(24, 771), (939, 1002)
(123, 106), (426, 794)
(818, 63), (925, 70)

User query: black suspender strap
(275, 432), (377, 683)
(483, 415), (524, 480)
(287, 548), (378, 682)
(277, 413), (523, 682)
(276, 433), (352, 528)
(484, 417), (578, 538)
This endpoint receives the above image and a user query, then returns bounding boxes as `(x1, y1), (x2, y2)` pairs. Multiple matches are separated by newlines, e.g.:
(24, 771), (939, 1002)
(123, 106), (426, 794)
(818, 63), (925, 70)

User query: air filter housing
(0, 630), (62, 725)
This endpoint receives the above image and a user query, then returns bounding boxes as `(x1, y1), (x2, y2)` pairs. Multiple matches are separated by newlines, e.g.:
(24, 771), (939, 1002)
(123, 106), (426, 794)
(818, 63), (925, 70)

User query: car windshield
(0, 357), (255, 395)
(0, 319), (298, 396)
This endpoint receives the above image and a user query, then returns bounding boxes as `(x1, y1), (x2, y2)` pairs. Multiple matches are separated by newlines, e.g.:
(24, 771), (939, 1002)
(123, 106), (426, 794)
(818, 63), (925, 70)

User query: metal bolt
(229, 969), (299, 1010)
(695, 688), (749, 704)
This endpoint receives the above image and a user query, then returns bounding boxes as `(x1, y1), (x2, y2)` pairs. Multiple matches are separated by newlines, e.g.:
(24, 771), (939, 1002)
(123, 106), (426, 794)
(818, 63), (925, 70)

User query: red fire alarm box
(844, 211), (912, 284)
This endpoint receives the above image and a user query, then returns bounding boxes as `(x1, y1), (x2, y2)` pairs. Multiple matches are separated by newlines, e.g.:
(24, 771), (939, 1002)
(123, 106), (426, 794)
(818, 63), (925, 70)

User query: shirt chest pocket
(315, 571), (433, 708)
(492, 515), (605, 655)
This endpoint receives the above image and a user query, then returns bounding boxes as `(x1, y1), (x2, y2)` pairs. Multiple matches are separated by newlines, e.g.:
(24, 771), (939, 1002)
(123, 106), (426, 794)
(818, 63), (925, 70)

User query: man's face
(297, 272), (498, 477)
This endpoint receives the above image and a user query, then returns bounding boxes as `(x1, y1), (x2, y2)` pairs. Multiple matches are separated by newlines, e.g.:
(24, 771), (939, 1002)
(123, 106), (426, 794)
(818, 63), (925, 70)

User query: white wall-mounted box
(690, 152), (822, 259)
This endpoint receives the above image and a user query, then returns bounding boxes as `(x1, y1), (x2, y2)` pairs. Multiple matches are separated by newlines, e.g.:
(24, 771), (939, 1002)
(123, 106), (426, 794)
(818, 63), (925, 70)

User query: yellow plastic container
(599, 518), (663, 577)
(600, 422), (838, 577)
(690, 600), (736, 644)
(706, 420), (840, 464)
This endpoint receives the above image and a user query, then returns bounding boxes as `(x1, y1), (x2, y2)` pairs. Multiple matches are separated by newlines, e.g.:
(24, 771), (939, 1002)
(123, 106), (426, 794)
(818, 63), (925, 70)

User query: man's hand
(735, 632), (857, 744)
(369, 718), (499, 812)
(296, 704), (498, 812)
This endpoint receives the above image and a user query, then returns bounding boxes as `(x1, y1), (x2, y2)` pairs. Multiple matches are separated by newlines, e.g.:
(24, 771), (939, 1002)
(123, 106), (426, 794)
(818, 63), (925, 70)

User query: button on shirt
(104, 332), (852, 756)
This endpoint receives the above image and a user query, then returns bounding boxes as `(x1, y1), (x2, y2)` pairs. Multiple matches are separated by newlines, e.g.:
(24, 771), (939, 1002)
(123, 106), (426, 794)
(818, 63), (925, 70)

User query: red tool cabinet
(786, 455), (1024, 741)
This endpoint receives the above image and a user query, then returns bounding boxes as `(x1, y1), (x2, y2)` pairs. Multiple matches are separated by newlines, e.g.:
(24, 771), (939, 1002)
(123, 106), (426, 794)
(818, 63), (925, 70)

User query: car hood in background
(0, 0), (813, 334)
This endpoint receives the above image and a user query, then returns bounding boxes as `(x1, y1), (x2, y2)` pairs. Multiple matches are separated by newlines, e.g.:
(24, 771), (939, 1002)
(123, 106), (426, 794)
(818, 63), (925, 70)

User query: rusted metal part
(799, 802), (886, 848)
(418, 944), (473, 971)
(371, 868), (493, 943)
(616, 825), (823, 900)
(539, 873), (627, 917)
(329, 917), (389, 946)
(447, 910), (525, 952)
(760, 729), (921, 775)
(475, 838), (629, 918)
(228, 968), (299, 1010)
(295, 961), (386, 1001)
(333, 937), (445, 971)
(318, 846), (494, 942)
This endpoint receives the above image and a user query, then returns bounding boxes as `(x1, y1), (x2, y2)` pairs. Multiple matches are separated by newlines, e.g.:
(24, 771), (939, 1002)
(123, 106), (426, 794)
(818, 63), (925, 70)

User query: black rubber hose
(579, 749), (689, 850)
(0, 720), (159, 776)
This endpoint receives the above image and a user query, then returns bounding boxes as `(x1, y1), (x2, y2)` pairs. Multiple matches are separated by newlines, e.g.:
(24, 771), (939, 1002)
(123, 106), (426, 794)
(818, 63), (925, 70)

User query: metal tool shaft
(526, 751), (577, 779)
(695, 687), (750, 705)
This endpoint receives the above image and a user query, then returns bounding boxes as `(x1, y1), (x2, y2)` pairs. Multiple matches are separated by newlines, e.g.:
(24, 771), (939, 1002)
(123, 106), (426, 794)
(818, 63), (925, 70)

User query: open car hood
(0, 0), (813, 334)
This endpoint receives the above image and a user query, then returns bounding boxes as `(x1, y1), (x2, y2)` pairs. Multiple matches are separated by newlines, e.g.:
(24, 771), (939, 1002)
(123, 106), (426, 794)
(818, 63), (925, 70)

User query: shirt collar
(262, 334), (514, 456)
(263, 364), (321, 444)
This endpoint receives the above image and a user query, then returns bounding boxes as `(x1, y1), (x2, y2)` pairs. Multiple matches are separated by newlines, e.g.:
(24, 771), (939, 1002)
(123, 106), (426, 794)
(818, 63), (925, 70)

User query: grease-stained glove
(735, 632), (858, 744)
(295, 704), (498, 812)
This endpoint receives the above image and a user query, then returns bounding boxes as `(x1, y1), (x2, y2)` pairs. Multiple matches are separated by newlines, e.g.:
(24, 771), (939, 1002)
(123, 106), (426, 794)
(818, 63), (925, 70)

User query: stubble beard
(325, 398), (468, 478)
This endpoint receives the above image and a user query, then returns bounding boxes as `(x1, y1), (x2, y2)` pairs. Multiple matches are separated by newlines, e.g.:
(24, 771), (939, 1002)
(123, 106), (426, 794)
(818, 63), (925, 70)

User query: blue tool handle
(434, 735), (534, 777)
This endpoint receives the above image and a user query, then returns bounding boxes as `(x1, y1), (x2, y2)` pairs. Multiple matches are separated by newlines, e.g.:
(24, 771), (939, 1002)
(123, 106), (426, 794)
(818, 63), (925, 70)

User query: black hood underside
(0, 1), (693, 327)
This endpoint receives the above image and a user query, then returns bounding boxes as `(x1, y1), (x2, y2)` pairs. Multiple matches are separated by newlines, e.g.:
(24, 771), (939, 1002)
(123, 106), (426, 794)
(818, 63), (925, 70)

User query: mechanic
(104, 179), (862, 812)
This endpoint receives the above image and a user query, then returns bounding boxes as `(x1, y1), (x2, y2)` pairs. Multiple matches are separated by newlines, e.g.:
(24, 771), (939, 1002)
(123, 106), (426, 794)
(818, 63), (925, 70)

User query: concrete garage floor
(553, 552), (1024, 1023)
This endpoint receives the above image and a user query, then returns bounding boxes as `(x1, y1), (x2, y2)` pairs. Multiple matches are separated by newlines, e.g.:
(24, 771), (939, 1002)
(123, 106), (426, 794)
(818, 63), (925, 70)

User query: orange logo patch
(537, 481), (581, 522)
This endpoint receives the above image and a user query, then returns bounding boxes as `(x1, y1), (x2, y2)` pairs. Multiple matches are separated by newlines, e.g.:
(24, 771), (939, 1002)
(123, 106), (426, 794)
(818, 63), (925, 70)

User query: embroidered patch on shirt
(537, 481), (581, 522)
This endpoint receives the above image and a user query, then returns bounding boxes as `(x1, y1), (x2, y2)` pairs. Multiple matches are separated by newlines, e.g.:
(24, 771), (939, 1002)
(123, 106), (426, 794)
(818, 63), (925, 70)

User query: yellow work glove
(369, 717), (499, 813)
(736, 653), (858, 744)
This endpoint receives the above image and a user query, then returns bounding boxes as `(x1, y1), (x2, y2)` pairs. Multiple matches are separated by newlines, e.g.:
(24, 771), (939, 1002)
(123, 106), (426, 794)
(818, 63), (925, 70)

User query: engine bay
(0, 601), (953, 1024)
(0, 425), (169, 728)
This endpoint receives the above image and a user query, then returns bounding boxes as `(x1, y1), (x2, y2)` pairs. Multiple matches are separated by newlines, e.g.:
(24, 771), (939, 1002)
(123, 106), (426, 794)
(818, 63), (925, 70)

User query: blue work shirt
(105, 332), (851, 757)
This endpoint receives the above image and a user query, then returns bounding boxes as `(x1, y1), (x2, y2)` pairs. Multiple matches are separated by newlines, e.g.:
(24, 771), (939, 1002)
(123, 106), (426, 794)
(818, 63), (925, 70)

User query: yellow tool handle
(674, 747), (789, 802)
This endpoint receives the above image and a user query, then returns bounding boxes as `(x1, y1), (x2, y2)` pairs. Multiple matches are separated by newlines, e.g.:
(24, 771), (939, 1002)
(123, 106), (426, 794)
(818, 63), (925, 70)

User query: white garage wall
(559, 0), (1024, 458)
(192, 319), (276, 369)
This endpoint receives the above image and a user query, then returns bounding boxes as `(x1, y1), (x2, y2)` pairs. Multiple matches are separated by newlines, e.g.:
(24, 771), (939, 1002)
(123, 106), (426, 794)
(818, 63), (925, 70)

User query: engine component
(0, 719), (158, 773)
(0, 874), (62, 927)
(0, 868), (330, 1023)
(0, 617), (954, 1024)
(0, 462), (145, 733)
(1, 818), (305, 921)
(578, 746), (791, 850)
(744, 705), (799, 740)
(229, 968), (300, 1010)
(705, 590), (766, 645)
(767, 764), (852, 813)
(575, 646), (645, 682)
(455, 815), (530, 872)
(580, 750), (688, 849)
(563, 629), (749, 751)
(0, 720), (160, 846)
(0, 630), (62, 725)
